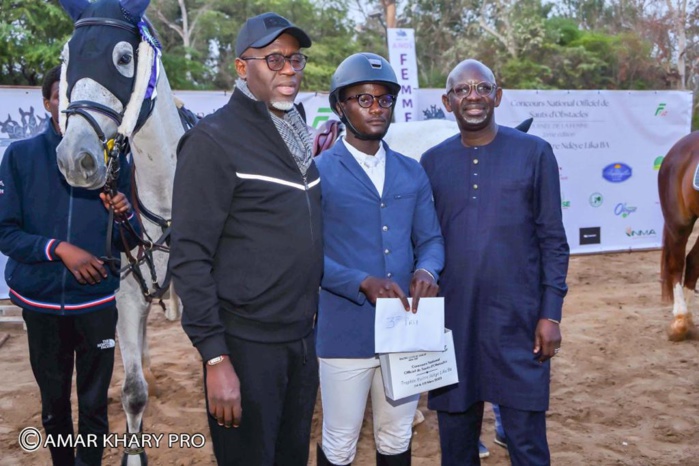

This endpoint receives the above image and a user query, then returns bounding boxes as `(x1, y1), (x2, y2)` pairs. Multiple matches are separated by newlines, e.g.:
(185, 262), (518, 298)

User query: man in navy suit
(314, 53), (444, 466)
(421, 59), (570, 466)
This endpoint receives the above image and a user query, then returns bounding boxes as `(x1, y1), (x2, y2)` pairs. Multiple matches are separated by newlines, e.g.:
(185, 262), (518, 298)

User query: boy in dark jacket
(0, 65), (140, 466)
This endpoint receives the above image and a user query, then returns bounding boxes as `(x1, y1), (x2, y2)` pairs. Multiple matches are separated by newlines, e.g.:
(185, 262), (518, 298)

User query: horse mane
(118, 40), (155, 136)
(59, 49), (70, 134)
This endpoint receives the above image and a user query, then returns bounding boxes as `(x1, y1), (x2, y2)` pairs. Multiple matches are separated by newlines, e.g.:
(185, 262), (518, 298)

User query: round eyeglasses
(240, 53), (308, 71)
(344, 94), (397, 109)
(447, 82), (497, 98)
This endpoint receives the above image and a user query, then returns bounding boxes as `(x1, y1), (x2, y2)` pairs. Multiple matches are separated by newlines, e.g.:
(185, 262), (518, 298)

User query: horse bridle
(62, 17), (141, 178)
(63, 16), (172, 305)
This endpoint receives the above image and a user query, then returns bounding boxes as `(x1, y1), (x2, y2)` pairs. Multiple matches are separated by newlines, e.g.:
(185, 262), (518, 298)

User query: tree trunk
(177, 0), (193, 82)
(666, 0), (688, 89)
(383, 0), (397, 29)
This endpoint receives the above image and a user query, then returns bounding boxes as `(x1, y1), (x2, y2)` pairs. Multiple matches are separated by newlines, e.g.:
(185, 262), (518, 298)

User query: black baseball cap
(235, 12), (312, 57)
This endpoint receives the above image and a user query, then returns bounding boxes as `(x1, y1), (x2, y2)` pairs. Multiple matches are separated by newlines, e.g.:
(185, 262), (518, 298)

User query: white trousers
(319, 356), (419, 464)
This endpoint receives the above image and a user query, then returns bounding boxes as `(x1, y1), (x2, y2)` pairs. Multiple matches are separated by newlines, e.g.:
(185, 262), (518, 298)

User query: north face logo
(97, 339), (115, 350)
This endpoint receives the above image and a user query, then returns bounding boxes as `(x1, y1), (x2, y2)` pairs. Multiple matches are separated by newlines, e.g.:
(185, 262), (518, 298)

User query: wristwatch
(206, 355), (226, 366)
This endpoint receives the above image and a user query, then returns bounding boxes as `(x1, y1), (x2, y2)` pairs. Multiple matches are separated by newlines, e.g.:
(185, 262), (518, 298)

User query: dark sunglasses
(343, 94), (397, 109)
(240, 53), (308, 71)
(447, 82), (497, 98)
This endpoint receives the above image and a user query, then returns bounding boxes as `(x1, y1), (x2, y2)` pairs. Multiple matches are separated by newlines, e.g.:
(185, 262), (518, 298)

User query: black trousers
(23, 307), (118, 466)
(438, 401), (550, 466)
(205, 331), (319, 466)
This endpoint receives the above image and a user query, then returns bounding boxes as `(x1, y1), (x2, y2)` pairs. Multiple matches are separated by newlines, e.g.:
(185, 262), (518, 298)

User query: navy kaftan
(420, 125), (569, 413)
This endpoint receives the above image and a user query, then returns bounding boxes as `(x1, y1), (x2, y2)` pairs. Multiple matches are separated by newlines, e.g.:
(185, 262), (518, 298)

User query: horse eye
(118, 54), (132, 65)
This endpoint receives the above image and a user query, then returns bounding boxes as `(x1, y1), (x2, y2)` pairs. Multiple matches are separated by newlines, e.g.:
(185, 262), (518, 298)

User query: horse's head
(57, 0), (157, 189)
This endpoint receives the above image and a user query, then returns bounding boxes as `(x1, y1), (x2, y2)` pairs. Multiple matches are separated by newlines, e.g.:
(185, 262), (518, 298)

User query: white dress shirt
(342, 136), (386, 196)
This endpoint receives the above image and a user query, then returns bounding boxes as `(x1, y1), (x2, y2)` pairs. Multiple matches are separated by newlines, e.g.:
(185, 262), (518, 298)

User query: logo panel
(589, 192), (603, 207)
(579, 227), (601, 245)
(602, 163), (632, 183)
(614, 203), (637, 218)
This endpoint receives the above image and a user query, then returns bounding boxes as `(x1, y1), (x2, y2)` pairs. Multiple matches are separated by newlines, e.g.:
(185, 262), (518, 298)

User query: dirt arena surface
(1, 249), (698, 465)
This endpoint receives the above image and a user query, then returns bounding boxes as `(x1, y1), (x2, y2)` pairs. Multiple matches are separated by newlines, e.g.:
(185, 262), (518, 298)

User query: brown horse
(658, 131), (699, 341)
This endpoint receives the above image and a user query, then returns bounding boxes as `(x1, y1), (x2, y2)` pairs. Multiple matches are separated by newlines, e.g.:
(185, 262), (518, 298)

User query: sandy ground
(1, 249), (699, 465)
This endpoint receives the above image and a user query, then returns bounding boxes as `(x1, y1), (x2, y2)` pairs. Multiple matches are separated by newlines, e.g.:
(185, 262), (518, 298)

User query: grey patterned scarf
(236, 78), (313, 175)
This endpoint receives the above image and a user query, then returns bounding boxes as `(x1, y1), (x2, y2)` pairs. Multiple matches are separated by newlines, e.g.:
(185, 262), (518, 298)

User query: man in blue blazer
(314, 53), (445, 466)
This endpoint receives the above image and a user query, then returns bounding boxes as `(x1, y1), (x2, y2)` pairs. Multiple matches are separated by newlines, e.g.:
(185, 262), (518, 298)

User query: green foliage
(148, 0), (363, 90)
(544, 17), (581, 46)
(0, 0), (691, 95)
(160, 48), (211, 90)
(294, 0), (365, 91)
(0, 0), (73, 85)
(500, 59), (552, 89)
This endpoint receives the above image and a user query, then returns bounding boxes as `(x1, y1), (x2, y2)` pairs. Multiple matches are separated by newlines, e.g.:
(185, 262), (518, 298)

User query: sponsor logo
(422, 105), (446, 119)
(614, 203), (637, 218)
(579, 227), (601, 245)
(96, 339), (116, 350)
(625, 227), (657, 238)
(602, 163), (632, 183)
(653, 156), (664, 170)
(561, 200), (571, 209)
(655, 103), (667, 116)
(589, 192), (603, 207)
(311, 107), (334, 128)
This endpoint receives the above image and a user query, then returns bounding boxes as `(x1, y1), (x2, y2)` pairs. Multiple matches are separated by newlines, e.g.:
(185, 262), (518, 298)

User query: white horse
(56, 0), (181, 464)
(385, 119), (460, 161)
(369, 117), (531, 161)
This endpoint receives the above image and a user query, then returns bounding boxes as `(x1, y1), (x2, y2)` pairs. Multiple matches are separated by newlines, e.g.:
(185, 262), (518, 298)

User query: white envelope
(374, 297), (445, 353)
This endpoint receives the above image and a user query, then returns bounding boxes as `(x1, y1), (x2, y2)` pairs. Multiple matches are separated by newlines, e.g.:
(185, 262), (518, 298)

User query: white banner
(0, 88), (48, 299)
(415, 89), (693, 253)
(387, 28), (420, 123)
(0, 87), (693, 297)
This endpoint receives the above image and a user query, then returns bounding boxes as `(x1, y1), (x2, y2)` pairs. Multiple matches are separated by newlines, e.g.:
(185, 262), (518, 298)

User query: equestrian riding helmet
(329, 53), (400, 116)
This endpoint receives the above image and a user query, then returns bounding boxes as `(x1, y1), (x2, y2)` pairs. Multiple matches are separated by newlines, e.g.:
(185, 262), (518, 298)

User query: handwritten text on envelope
(374, 297), (445, 353)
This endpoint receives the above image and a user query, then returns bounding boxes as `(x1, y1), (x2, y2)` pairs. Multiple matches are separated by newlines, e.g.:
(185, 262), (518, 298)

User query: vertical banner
(387, 28), (419, 123)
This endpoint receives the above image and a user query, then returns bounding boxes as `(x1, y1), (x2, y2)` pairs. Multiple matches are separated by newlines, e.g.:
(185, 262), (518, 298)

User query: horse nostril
(79, 153), (96, 173)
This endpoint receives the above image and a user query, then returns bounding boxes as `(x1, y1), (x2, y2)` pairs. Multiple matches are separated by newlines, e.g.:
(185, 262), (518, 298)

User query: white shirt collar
(341, 136), (386, 196)
(342, 136), (386, 169)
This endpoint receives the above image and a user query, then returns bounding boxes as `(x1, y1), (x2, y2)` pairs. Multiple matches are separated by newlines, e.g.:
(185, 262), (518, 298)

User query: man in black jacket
(170, 12), (322, 466)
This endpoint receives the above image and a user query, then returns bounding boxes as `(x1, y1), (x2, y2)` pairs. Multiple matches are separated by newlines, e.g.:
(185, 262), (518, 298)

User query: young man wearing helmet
(314, 52), (445, 466)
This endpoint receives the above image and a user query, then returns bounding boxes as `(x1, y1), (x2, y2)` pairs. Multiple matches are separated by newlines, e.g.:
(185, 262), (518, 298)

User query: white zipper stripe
(235, 172), (320, 191)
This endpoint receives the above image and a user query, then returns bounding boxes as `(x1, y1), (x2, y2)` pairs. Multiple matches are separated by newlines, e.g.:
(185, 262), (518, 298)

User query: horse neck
(128, 68), (182, 219)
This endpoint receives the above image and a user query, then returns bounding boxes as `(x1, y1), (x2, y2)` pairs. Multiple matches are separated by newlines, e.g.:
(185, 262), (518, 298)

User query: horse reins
(62, 15), (172, 305)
